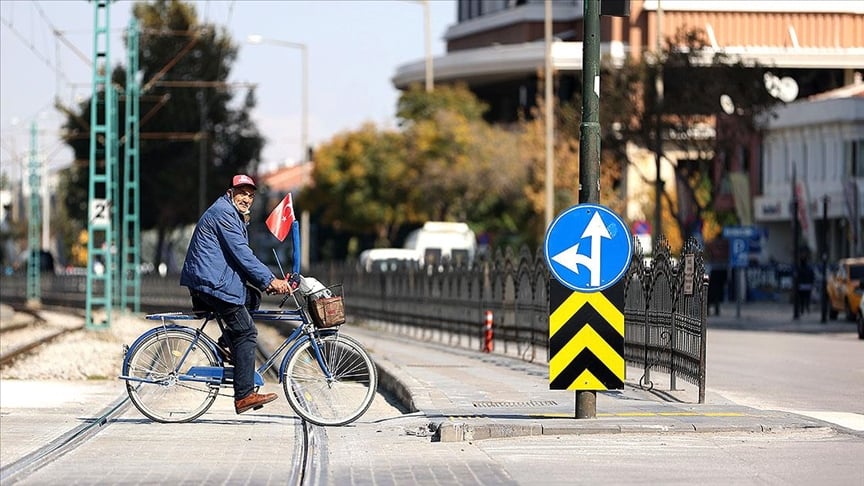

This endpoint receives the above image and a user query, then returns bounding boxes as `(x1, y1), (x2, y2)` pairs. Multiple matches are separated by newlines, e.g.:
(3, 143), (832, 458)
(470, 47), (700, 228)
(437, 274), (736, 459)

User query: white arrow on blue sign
(544, 203), (634, 292)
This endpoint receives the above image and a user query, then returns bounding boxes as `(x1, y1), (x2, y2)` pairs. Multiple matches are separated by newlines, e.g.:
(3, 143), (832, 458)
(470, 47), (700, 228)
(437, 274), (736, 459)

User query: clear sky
(0, 0), (455, 180)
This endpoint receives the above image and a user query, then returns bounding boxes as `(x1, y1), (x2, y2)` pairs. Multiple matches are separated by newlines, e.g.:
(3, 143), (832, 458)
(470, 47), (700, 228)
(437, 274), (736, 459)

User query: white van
(403, 221), (477, 267)
(358, 248), (422, 272)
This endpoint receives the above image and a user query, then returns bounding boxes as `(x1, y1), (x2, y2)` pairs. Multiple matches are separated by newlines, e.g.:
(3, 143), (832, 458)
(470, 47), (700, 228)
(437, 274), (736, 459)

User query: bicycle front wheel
(283, 334), (377, 426)
(125, 329), (219, 423)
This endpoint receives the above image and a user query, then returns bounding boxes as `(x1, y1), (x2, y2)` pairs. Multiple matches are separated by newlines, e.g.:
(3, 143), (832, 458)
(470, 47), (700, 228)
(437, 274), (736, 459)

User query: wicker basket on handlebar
(307, 284), (345, 328)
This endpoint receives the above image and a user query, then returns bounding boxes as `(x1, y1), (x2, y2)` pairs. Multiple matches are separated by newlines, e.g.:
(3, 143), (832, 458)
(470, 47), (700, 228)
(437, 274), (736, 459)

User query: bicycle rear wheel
(125, 329), (219, 423)
(283, 334), (377, 426)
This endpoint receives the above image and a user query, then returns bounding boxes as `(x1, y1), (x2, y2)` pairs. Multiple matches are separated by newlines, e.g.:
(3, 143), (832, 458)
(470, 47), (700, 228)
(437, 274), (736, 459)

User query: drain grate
(472, 400), (558, 408)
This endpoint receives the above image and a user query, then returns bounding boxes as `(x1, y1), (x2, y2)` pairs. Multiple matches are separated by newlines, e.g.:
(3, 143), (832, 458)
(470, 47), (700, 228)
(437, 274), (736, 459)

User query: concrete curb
(371, 355), (420, 414)
(434, 421), (834, 442)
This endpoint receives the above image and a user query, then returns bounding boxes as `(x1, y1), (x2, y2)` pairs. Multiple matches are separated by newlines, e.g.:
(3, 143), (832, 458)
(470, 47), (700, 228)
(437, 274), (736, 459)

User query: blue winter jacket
(180, 194), (275, 305)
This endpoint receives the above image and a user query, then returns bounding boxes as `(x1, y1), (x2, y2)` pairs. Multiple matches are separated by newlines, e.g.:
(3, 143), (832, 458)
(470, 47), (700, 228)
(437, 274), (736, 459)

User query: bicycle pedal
(253, 404), (264, 410)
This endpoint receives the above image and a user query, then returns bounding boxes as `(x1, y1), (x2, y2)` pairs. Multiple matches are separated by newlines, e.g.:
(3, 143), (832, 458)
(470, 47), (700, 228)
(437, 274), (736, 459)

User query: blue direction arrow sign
(544, 203), (633, 292)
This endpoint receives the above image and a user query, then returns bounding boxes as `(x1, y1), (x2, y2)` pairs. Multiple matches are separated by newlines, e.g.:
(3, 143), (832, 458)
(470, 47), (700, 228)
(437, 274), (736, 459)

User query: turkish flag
(265, 193), (295, 242)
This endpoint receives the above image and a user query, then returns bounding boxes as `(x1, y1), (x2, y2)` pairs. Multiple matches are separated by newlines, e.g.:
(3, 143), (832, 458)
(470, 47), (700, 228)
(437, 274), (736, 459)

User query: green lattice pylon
(120, 17), (141, 313)
(85, 0), (114, 329)
(26, 121), (41, 305)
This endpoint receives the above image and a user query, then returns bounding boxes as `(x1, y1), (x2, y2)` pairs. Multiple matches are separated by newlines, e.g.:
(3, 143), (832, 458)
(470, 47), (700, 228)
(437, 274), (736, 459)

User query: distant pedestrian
(797, 255), (815, 314)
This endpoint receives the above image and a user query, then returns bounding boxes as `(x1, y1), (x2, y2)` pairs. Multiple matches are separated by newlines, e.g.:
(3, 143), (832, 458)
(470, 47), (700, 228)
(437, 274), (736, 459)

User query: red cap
(231, 174), (257, 189)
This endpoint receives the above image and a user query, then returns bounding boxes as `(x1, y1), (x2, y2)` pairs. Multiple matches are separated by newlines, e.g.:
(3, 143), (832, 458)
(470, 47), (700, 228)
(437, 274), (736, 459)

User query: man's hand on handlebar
(265, 278), (292, 295)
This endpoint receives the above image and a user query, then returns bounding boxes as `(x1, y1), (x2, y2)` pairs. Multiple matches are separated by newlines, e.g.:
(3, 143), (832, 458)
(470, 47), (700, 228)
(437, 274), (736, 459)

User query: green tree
(305, 83), (627, 253)
(59, 0), (263, 266)
(303, 123), (410, 248)
(302, 84), (537, 253)
(396, 82), (488, 126)
(516, 92), (625, 249)
(400, 85), (525, 219)
(600, 27), (779, 251)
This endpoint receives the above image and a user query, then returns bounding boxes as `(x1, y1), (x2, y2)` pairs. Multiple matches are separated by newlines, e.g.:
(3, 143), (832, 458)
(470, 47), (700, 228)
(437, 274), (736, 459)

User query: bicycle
(119, 283), (378, 426)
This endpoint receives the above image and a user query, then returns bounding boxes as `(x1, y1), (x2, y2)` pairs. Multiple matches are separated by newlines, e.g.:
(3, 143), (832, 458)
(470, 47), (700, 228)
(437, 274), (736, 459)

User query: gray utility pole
(579, 1), (601, 208)
(653, 0), (664, 250)
(576, 0), (601, 420)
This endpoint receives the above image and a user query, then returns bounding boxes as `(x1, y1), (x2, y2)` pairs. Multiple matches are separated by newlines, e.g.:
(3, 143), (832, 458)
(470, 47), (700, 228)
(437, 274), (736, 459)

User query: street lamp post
(247, 35), (308, 163)
(421, 0), (433, 92)
(404, 0), (433, 92)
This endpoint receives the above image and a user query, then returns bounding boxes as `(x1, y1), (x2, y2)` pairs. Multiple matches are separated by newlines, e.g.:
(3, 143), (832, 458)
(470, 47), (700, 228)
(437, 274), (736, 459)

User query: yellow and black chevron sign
(549, 279), (624, 390)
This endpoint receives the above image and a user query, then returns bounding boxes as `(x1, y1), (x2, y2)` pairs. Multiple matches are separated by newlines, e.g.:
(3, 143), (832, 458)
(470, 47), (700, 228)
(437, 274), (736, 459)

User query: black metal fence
(310, 236), (708, 402)
(623, 237), (709, 403)
(0, 237), (708, 402)
(0, 273), (191, 312)
(311, 246), (550, 362)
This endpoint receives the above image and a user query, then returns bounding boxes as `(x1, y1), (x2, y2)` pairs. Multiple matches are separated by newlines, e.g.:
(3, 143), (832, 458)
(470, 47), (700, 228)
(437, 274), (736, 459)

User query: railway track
(0, 308), (84, 366)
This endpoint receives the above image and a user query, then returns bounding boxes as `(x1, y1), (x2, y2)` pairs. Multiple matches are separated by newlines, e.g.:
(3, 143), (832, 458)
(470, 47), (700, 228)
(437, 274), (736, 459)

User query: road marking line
(788, 411), (864, 431)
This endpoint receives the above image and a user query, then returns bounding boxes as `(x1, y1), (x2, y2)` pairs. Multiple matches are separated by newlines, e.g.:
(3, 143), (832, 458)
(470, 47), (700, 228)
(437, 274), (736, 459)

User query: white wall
(755, 93), (864, 260)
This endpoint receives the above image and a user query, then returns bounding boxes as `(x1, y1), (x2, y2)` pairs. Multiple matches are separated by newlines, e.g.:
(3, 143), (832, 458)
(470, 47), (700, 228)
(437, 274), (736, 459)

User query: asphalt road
(706, 325), (863, 431)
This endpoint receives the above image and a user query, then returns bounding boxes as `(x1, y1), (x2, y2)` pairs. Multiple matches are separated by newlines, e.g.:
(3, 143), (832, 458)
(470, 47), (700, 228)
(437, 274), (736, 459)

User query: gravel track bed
(0, 310), (286, 381)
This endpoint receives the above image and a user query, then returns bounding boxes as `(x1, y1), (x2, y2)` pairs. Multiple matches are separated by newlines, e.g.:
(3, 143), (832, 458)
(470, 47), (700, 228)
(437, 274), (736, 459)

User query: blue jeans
(190, 290), (258, 400)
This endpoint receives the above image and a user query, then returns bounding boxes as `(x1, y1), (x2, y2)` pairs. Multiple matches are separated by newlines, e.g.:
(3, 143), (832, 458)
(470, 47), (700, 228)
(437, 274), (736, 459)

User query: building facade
(393, 0), (864, 262)
(754, 82), (864, 262)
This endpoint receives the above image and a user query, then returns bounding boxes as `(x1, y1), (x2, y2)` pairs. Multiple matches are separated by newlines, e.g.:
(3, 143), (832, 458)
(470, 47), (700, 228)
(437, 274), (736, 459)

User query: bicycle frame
(120, 297), (340, 389)
(248, 308), (340, 383)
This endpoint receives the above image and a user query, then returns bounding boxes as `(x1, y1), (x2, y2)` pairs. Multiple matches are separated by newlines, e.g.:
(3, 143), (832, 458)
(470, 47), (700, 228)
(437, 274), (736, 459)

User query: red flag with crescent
(265, 193), (295, 242)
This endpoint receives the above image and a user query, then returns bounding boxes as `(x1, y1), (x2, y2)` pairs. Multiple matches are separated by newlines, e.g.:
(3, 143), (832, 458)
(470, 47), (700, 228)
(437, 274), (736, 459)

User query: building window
(802, 140), (808, 180)
(844, 139), (864, 177)
(756, 144), (763, 192)
(819, 138), (827, 181)
(843, 140), (864, 178)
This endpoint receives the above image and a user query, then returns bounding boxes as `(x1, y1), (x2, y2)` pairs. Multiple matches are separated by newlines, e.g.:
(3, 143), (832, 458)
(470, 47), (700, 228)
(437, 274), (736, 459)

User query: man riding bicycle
(180, 174), (292, 414)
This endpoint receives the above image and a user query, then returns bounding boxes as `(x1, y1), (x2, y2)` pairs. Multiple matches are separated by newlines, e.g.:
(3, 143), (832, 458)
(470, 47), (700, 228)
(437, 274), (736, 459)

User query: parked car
(857, 296), (864, 339)
(826, 257), (864, 321)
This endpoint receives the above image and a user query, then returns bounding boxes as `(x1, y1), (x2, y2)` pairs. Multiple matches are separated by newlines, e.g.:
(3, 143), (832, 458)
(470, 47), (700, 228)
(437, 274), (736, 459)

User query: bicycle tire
(283, 334), (377, 426)
(125, 329), (219, 423)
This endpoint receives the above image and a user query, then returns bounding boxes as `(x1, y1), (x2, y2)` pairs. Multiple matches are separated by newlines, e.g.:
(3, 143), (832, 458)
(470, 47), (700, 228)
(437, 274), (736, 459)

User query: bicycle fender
(277, 329), (339, 383)
(121, 325), (222, 375)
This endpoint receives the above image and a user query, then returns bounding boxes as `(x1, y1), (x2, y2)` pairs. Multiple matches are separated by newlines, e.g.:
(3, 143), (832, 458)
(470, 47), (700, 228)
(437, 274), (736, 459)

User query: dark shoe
(235, 392), (278, 414)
